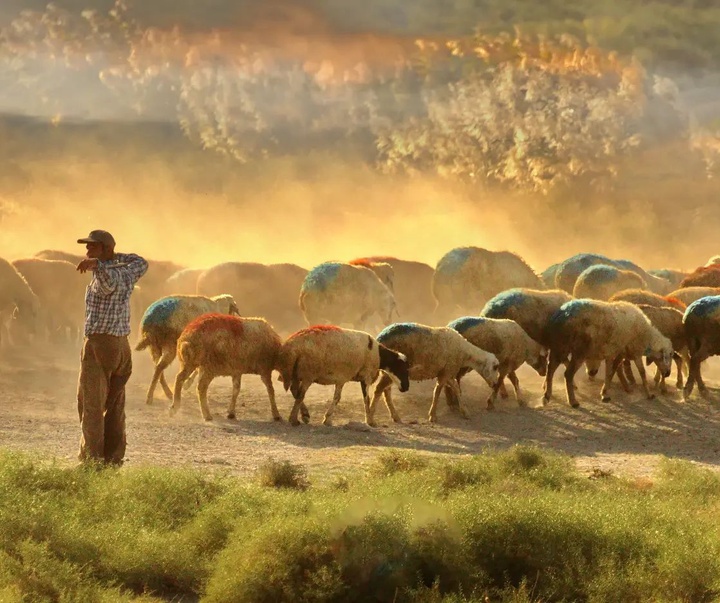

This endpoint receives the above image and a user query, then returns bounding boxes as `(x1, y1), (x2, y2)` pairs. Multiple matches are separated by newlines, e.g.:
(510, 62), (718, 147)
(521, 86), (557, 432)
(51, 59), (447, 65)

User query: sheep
(543, 300), (674, 407)
(350, 256), (436, 324)
(432, 247), (543, 322)
(647, 269), (689, 290)
(34, 249), (85, 265)
(163, 268), (205, 295)
(348, 258), (395, 292)
(608, 288), (687, 311)
(196, 262), (308, 335)
(276, 325), (410, 426)
(447, 316), (547, 409)
(11, 258), (86, 344)
(636, 305), (688, 393)
(368, 323), (500, 425)
(679, 265), (720, 288)
(704, 256), (720, 267)
(0, 257), (41, 347)
(172, 313), (282, 421)
(554, 253), (616, 294)
(540, 263), (560, 289)
(613, 259), (673, 295)
(669, 287), (720, 307)
(299, 262), (397, 331)
(682, 296), (720, 402)
(572, 265), (646, 301)
(136, 294), (240, 405)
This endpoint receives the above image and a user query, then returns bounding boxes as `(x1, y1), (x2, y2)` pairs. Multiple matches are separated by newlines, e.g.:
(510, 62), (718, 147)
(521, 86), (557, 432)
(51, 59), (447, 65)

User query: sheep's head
(527, 344), (548, 376)
(468, 348), (499, 388)
(585, 358), (602, 378)
(644, 335), (674, 378)
(379, 344), (410, 392)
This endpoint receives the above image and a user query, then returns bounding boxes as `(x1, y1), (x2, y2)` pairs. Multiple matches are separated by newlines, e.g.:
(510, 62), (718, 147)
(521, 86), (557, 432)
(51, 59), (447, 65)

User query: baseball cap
(77, 230), (116, 247)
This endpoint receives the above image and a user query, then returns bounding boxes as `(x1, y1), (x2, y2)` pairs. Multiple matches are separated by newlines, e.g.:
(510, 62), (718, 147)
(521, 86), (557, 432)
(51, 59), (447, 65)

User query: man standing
(75, 230), (148, 466)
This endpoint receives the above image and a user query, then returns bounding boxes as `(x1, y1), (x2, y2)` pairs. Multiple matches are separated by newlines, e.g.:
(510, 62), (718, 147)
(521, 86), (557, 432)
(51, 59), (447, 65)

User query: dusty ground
(2, 342), (720, 482)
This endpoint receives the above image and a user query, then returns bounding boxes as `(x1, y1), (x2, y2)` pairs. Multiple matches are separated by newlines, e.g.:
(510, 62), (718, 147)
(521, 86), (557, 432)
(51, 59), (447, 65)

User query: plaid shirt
(84, 253), (149, 337)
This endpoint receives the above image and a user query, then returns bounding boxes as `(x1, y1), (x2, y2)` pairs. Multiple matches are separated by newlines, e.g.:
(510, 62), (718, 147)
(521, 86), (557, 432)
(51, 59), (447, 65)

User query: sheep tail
(289, 356), (302, 398)
(135, 334), (150, 352)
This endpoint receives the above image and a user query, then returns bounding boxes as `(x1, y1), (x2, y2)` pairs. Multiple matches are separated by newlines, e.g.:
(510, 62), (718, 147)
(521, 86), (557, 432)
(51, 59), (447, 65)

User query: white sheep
(669, 287), (720, 307)
(276, 325), (410, 426)
(299, 262), (397, 331)
(0, 256), (41, 347)
(368, 323), (500, 425)
(172, 313), (282, 421)
(636, 304), (687, 392)
(543, 299), (674, 407)
(348, 259), (395, 292)
(136, 294), (239, 405)
(447, 316), (547, 409)
(163, 268), (205, 295)
(432, 247), (543, 322)
(572, 264), (646, 301)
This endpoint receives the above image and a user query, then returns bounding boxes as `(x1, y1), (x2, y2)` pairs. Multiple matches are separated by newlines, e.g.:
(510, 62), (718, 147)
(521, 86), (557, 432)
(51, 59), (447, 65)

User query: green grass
(1, 447), (720, 602)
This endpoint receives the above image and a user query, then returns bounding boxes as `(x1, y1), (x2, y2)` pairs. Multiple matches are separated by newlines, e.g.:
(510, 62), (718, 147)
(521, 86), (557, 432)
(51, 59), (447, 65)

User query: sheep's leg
(486, 371), (507, 410)
(196, 368), (214, 421)
(183, 368), (198, 391)
(288, 384), (310, 426)
(614, 357), (632, 393)
(322, 383), (344, 426)
(601, 356), (624, 402)
(367, 372), (397, 426)
(428, 381), (444, 423)
(498, 379), (509, 399)
(508, 370), (524, 406)
(447, 379), (467, 418)
(227, 374), (242, 420)
(171, 364), (196, 413)
(261, 371), (281, 421)
(633, 356), (654, 400)
(674, 352), (685, 389)
(542, 350), (563, 404)
(147, 345), (176, 404)
(623, 359), (636, 385)
(564, 355), (582, 408)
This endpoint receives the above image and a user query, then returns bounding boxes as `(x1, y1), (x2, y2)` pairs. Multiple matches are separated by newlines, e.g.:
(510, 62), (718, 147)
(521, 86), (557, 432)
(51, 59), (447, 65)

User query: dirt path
(2, 344), (720, 481)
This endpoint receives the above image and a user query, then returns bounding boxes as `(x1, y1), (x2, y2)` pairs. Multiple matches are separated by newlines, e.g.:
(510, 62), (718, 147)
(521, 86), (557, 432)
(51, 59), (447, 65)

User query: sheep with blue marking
(572, 264), (646, 301)
(368, 323), (500, 425)
(172, 314), (283, 421)
(299, 262), (397, 331)
(432, 247), (543, 322)
(682, 296), (720, 401)
(136, 294), (240, 405)
(554, 253), (616, 293)
(543, 300), (674, 407)
(447, 316), (547, 409)
(276, 325), (410, 426)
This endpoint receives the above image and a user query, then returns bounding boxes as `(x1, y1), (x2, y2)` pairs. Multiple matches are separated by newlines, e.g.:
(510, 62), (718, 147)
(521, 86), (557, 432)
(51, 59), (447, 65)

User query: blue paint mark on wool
(448, 316), (487, 334)
(480, 289), (526, 318)
(377, 322), (428, 343)
(436, 247), (474, 275)
(549, 299), (594, 326)
(580, 264), (620, 285)
(141, 297), (181, 327)
(302, 262), (342, 293)
(685, 296), (720, 320)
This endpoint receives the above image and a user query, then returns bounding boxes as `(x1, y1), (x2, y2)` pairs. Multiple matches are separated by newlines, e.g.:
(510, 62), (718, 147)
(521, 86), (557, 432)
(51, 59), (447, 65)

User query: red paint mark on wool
(183, 313), (245, 337)
(288, 325), (342, 340)
(664, 296), (687, 310)
(364, 255), (397, 263)
(349, 258), (374, 267)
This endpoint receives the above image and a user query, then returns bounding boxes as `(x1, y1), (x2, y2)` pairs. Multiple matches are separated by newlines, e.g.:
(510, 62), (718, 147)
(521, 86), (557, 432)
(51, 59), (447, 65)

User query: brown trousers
(77, 334), (132, 465)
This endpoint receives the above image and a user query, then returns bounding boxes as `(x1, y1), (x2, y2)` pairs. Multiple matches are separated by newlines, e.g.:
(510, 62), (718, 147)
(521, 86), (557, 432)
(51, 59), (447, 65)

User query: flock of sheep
(3, 246), (720, 426)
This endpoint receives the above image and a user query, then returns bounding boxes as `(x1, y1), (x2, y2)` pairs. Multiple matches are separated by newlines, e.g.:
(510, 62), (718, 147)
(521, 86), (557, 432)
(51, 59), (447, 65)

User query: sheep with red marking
(136, 294), (240, 405)
(277, 325), (410, 426)
(679, 265), (720, 288)
(171, 313), (282, 421)
(447, 316), (547, 409)
(299, 262), (397, 331)
(368, 323), (500, 425)
(348, 258), (395, 292)
(608, 289), (687, 311)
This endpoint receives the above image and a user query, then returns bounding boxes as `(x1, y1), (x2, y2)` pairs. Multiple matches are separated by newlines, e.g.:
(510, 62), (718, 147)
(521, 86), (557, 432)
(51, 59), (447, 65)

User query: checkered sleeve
(93, 254), (149, 296)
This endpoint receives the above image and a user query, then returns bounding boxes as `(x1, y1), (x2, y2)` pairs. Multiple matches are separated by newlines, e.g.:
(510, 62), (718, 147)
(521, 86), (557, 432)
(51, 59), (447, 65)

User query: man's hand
(76, 259), (99, 274)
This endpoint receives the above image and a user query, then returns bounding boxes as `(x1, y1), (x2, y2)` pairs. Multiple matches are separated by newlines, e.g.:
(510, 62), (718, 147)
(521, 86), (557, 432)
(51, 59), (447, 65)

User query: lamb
(447, 316), (547, 409)
(348, 258), (395, 292)
(543, 300), (674, 407)
(136, 294), (240, 405)
(608, 288), (687, 311)
(276, 325), (410, 426)
(0, 257), (41, 347)
(350, 256), (436, 324)
(681, 296), (720, 402)
(679, 266), (720, 288)
(172, 314), (282, 421)
(163, 268), (205, 295)
(196, 262), (308, 335)
(669, 287), (720, 307)
(11, 258), (86, 344)
(572, 265), (646, 301)
(432, 247), (543, 322)
(299, 262), (397, 331)
(367, 323), (500, 425)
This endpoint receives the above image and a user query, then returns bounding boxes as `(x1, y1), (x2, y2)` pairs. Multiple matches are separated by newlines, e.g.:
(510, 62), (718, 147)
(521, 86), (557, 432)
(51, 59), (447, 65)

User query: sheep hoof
(517, 399), (527, 408)
(145, 398), (153, 406)
(499, 390), (509, 400)
(542, 396), (550, 406)
(226, 412), (236, 420)
(322, 417), (332, 426)
(301, 414), (311, 425)
(459, 409), (469, 419)
(601, 395), (610, 402)
(428, 415), (437, 424)
(366, 421), (377, 428)
(289, 417), (301, 426)
(203, 415), (213, 422)
(273, 415), (282, 422)
(392, 416), (403, 424)
(647, 394), (656, 400)
(570, 401), (580, 408)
